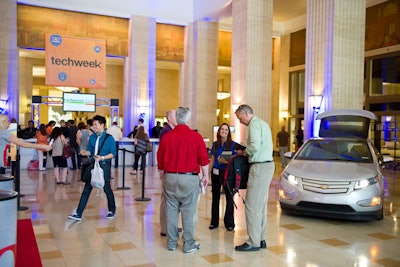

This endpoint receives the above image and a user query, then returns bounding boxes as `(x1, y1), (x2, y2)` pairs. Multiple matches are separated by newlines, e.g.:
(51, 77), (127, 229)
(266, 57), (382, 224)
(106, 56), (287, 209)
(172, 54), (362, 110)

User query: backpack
(223, 155), (250, 196)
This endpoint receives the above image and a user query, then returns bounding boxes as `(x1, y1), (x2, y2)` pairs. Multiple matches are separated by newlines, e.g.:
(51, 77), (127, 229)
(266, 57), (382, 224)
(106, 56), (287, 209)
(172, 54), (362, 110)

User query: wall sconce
(280, 110), (289, 120)
(223, 113), (230, 119)
(309, 95), (323, 112)
(216, 109), (220, 116)
(0, 99), (8, 114)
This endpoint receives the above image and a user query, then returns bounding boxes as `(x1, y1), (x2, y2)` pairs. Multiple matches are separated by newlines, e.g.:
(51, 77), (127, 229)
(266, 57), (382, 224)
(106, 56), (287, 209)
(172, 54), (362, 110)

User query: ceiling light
(55, 86), (79, 92)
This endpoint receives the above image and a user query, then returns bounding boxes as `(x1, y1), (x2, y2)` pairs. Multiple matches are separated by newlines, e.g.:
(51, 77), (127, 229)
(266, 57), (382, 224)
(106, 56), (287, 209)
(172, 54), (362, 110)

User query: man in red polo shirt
(157, 107), (209, 253)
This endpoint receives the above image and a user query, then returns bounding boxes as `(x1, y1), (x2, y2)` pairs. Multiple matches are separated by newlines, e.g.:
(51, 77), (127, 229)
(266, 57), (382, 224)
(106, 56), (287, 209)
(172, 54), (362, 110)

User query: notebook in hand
(220, 151), (233, 161)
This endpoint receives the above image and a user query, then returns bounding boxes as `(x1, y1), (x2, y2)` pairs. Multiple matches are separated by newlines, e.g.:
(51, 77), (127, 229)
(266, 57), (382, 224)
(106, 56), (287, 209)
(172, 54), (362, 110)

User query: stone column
(305, 0), (366, 139)
(123, 15), (156, 136)
(231, 0), (273, 143)
(0, 0), (18, 118)
(182, 21), (219, 140)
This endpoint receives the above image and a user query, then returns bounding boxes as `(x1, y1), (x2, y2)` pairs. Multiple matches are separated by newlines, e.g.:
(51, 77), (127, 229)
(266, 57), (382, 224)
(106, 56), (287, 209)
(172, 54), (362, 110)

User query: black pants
(70, 146), (81, 169)
(210, 169), (235, 228)
(133, 152), (146, 171)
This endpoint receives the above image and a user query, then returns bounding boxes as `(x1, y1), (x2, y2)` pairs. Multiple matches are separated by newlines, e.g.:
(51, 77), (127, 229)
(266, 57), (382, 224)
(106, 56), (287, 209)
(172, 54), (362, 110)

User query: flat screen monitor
(62, 92), (96, 112)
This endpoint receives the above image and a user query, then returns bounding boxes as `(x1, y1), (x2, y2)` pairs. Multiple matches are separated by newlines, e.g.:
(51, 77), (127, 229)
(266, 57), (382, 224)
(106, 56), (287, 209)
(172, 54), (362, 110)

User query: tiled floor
(16, 158), (400, 267)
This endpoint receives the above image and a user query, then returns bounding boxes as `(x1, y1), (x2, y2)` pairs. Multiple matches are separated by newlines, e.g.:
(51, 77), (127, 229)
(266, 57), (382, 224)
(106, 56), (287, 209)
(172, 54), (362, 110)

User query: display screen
(62, 92), (96, 112)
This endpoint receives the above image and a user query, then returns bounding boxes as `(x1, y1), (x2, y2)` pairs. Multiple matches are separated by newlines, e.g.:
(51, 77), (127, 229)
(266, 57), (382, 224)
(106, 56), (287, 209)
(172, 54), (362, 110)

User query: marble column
(231, 0), (273, 143)
(305, 0), (366, 139)
(123, 15), (156, 136)
(0, 0), (18, 119)
(182, 20), (219, 140)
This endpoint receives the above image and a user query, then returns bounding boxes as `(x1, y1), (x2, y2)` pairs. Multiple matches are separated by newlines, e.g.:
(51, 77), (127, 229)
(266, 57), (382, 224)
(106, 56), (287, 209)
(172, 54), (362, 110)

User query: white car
(279, 110), (384, 220)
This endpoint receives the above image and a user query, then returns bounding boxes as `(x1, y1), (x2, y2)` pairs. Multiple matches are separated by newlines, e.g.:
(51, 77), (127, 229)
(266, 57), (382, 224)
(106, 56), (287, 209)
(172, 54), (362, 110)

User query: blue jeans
(279, 146), (288, 167)
(76, 160), (115, 215)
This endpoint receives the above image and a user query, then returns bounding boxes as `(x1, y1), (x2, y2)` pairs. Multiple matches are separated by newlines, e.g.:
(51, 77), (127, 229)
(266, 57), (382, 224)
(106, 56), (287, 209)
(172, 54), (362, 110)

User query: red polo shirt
(157, 124), (209, 173)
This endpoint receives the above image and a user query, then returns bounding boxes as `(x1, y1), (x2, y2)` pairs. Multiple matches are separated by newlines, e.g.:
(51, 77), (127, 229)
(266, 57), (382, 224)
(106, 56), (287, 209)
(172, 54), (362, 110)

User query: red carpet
(16, 219), (42, 267)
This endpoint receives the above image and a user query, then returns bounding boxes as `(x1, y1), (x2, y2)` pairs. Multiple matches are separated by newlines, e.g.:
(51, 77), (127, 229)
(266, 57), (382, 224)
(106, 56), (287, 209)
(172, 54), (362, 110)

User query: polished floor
(16, 157), (400, 267)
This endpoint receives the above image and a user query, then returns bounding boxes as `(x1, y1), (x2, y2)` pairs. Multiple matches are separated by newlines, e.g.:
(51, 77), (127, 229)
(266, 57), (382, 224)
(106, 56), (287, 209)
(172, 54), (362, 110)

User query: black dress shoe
(260, 240), (267, 249)
(235, 243), (260, 252)
(208, 225), (218, 230)
(226, 227), (234, 232)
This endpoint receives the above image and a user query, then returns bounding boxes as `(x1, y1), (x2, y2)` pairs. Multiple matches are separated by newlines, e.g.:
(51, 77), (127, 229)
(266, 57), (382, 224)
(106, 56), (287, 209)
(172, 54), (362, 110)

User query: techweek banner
(45, 34), (106, 89)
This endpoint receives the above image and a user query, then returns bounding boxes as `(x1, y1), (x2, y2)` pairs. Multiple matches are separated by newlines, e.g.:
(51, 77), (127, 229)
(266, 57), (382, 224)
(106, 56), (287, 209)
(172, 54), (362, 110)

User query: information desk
(17, 137), (210, 169)
(117, 138), (159, 167)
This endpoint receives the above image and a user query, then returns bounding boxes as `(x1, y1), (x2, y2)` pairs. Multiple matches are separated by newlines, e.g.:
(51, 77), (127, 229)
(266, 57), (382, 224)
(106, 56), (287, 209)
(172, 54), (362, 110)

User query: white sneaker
(183, 243), (200, 253)
(68, 213), (82, 221)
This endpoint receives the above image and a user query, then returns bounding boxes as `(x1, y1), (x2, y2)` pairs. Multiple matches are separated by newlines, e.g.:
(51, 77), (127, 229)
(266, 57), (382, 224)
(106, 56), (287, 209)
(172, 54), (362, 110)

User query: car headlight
(282, 171), (299, 186)
(354, 175), (379, 190)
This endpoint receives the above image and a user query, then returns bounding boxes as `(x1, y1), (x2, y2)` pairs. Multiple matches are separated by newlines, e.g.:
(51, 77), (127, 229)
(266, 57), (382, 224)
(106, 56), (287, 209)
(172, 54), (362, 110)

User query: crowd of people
(6, 104), (280, 255)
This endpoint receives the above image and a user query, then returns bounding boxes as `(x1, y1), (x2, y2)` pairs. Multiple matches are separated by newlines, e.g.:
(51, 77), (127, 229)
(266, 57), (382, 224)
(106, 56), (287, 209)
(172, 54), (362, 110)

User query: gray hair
(235, 104), (253, 114)
(176, 107), (191, 125)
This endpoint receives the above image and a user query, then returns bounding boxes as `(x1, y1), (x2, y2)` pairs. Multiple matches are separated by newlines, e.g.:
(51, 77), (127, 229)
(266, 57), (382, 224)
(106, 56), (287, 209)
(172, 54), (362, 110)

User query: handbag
(136, 139), (147, 153)
(62, 144), (73, 159)
(28, 160), (39, 171)
(91, 161), (105, 188)
(80, 156), (93, 182)
(146, 142), (153, 152)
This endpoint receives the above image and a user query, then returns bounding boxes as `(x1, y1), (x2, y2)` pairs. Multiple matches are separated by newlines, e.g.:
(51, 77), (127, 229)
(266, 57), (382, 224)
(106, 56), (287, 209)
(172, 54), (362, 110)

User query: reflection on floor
(16, 159), (400, 267)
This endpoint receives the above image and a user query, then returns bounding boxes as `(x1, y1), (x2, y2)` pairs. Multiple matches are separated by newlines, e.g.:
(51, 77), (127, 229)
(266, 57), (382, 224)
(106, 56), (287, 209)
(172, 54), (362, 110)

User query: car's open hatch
(316, 109), (377, 138)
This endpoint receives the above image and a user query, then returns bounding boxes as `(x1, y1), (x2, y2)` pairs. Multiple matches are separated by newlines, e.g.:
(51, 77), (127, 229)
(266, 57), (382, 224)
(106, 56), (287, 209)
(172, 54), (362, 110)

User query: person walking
(50, 127), (69, 185)
(234, 104), (275, 252)
(67, 119), (79, 170)
(35, 123), (49, 171)
(158, 109), (176, 237)
(107, 121), (123, 167)
(76, 122), (91, 151)
(276, 125), (290, 168)
(157, 107), (209, 253)
(208, 123), (237, 232)
(68, 115), (116, 221)
(131, 126), (149, 175)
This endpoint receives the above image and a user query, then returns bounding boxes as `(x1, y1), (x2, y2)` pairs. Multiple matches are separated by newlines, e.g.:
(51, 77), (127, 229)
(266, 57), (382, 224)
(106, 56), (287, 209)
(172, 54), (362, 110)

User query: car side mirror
(284, 151), (294, 159)
(382, 155), (394, 163)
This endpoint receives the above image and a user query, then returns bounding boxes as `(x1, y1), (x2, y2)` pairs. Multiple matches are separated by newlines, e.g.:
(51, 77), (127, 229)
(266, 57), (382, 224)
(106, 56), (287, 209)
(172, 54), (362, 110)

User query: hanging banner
(45, 34), (106, 88)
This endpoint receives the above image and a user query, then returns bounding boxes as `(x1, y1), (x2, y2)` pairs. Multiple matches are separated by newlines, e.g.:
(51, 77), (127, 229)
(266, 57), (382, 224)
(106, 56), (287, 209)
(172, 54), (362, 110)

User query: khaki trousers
(245, 162), (275, 247)
(164, 173), (200, 251)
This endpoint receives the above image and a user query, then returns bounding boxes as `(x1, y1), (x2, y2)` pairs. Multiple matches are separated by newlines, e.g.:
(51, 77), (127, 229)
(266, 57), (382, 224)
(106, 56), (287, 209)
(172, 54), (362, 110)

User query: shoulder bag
(80, 134), (109, 183)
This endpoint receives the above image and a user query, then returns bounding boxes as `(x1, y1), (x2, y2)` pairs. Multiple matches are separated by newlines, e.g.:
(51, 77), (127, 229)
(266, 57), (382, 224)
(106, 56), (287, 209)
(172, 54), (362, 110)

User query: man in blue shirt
(68, 115), (117, 221)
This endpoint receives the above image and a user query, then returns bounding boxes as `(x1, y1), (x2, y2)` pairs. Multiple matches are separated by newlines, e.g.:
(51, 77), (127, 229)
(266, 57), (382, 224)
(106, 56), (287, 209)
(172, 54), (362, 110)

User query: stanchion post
(135, 152), (151, 201)
(15, 154), (28, 211)
(117, 148), (130, 190)
(114, 141), (119, 168)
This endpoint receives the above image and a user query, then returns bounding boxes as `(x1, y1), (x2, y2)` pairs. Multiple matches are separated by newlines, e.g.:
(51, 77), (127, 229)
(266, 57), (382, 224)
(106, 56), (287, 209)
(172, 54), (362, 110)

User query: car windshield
(295, 139), (373, 163)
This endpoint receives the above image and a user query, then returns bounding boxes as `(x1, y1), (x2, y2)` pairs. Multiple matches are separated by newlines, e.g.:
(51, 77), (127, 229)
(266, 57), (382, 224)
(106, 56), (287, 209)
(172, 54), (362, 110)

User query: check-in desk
(117, 138), (159, 167)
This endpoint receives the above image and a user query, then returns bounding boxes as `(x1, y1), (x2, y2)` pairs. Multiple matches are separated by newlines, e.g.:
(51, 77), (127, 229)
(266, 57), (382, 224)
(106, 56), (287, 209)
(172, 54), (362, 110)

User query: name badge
(213, 168), (219, 175)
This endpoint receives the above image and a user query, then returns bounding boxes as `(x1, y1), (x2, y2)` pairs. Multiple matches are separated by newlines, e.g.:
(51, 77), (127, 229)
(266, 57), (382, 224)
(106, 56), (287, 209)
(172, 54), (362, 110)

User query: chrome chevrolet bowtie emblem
(321, 184), (329, 189)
